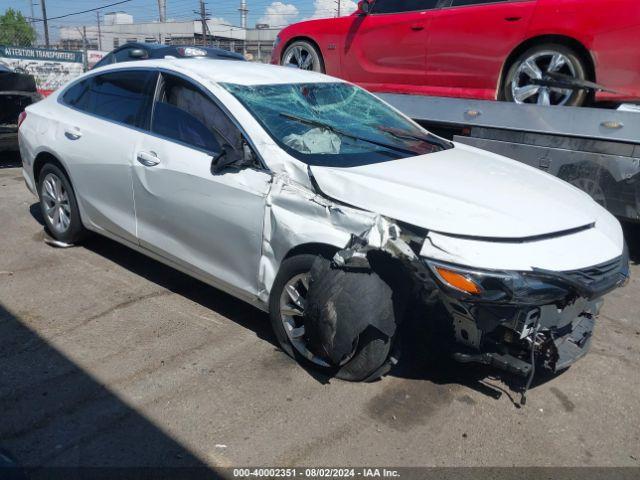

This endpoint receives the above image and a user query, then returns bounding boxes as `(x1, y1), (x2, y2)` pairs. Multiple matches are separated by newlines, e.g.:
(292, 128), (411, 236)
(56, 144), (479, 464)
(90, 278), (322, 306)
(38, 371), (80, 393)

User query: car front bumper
(431, 250), (629, 376)
(443, 297), (601, 376)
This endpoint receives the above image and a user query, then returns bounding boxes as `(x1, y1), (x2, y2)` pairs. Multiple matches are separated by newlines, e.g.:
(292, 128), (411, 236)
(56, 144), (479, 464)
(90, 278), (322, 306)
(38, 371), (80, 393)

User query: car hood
(309, 143), (602, 239)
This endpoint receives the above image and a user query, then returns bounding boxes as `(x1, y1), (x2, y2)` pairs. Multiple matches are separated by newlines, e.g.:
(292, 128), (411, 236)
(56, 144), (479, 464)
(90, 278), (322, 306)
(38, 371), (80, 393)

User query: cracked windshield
(222, 82), (450, 166)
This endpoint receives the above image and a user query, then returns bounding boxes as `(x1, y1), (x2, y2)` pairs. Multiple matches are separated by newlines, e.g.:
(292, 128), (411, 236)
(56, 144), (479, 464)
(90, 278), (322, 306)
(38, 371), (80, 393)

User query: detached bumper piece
(442, 250), (629, 377)
(551, 313), (595, 372)
(451, 305), (597, 377)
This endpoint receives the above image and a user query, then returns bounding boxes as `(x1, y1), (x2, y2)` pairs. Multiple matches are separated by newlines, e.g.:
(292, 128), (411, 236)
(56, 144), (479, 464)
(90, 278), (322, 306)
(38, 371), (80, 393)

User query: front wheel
(503, 44), (589, 107)
(281, 40), (325, 73)
(269, 254), (392, 381)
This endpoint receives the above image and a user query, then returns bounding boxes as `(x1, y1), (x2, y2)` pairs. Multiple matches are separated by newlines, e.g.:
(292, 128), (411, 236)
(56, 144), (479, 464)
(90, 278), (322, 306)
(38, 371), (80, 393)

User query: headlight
(425, 260), (571, 305)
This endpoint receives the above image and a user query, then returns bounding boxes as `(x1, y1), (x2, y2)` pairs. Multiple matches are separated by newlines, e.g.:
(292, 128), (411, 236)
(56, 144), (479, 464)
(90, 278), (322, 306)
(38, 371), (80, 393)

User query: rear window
(62, 70), (156, 128)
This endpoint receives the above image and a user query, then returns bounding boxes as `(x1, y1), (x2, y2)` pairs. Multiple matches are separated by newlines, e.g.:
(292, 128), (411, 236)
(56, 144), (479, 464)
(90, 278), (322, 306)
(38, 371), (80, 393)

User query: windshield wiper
(378, 126), (451, 150)
(279, 112), (417, 155)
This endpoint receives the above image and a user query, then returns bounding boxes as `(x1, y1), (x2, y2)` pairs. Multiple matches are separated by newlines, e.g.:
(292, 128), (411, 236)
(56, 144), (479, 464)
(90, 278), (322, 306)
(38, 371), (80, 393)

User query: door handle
(410, 24), (424, 31)
(64, 128), (82, 140)
(136, 151), (160, 167)
(505, 16), (522, 22)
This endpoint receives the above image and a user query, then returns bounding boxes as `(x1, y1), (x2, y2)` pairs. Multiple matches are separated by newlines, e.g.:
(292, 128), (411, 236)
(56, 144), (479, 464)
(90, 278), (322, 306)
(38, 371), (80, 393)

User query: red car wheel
(503, 44), (589, 107)
(281, 40), (325, 73)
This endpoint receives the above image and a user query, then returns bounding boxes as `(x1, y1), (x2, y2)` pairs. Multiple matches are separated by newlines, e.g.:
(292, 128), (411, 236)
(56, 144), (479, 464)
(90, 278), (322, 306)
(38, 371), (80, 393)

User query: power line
(30, 0), (133, 22)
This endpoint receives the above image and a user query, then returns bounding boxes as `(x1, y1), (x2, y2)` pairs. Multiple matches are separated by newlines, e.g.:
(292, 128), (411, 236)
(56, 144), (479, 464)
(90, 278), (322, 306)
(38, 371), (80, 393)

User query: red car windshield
(222, 82), (451, 167)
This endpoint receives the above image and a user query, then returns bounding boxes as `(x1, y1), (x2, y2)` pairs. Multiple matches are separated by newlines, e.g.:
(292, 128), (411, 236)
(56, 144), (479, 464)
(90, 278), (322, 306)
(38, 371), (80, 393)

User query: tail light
(17, 111), (27, 129)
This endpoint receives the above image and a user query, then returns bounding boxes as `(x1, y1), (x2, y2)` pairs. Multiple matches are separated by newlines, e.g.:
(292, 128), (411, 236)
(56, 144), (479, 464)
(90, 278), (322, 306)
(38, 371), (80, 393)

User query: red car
(271, 0), (640, 106)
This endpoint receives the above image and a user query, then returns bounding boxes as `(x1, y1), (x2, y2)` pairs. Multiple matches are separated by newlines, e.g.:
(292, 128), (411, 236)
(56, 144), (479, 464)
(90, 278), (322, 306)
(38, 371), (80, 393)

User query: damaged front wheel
(269, 254), (393, 381)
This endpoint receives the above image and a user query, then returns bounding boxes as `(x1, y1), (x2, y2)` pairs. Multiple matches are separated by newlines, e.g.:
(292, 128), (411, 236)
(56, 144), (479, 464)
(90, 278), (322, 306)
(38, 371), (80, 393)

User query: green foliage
(0, 8), (37, 47)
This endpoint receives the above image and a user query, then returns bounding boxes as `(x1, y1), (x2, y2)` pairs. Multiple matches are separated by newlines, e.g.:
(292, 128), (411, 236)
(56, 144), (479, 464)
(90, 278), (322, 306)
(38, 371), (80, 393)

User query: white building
(60, 12), (281, 63)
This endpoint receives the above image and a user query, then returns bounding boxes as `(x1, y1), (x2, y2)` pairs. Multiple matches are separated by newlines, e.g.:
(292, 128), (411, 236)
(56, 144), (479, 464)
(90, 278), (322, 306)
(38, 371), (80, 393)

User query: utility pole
(336, 0), (341, 17)
(28, 0), (35, 23)
(199, 0), (208, 47)
(157, 0), (166, 22)
(96, 11), (102, 50)
(82, 26), (88, 70)
(238, 0), (248, 29)
(76, 25), (89, 70)
(27, 0), (37, 44)
(41, 0), (49, 47)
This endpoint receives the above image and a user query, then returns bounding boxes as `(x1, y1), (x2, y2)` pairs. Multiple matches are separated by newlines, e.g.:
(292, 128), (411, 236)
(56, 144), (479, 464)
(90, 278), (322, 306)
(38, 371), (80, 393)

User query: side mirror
(210, 142), (258, 174)
(357, 0), (371, 15)
(211, 147), (232, 175)
(129, 49), (147, 59)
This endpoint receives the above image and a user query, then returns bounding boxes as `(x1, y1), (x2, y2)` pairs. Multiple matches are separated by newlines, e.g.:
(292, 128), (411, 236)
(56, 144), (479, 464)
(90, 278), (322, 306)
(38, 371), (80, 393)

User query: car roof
(93, 58), (340, 86)
(113, 42), (245, 60)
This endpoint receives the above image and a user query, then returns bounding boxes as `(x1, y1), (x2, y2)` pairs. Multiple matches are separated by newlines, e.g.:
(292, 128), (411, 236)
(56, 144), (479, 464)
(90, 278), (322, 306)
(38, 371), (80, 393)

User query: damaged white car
(19, 60), (629, 390)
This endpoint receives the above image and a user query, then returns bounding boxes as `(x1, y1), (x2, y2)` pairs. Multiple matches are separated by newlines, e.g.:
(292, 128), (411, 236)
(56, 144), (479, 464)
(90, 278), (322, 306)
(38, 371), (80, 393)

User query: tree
(0, 9), (37, 47)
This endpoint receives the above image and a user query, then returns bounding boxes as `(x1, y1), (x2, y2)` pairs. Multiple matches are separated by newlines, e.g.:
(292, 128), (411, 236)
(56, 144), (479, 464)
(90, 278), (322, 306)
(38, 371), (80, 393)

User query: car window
(62, 78), (91, 109)
(372, 0), (440, 14)
(153, 73), (243, 152)
(450, 0), (510, 6)
(62, 70), (156, 128)
(93, 53), (114, 69)
(152, 102), (222, 153)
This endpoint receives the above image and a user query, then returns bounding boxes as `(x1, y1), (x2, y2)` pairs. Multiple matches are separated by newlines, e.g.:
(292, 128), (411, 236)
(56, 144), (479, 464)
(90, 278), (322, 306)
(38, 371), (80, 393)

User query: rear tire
(503, 44), (589, 107)
(269, 254), (393, 382)
(38, 163), (86, 244)
(281, 40), (325, 73)
(558, 163), (616, 209)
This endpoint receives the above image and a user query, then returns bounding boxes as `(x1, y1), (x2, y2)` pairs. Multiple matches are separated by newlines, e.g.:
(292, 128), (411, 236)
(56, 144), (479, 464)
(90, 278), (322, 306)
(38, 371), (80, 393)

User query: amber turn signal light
(435, 267), (481, 295)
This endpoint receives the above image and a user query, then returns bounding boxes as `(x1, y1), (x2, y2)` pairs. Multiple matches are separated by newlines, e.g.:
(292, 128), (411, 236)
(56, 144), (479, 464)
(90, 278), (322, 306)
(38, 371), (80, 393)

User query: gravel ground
(1, 152), (639, 471)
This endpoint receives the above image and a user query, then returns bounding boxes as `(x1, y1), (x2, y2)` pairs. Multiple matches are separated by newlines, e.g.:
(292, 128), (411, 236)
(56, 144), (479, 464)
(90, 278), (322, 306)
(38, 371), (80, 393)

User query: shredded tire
(269, 253), (408, 382)
(305, 255), (406, 381)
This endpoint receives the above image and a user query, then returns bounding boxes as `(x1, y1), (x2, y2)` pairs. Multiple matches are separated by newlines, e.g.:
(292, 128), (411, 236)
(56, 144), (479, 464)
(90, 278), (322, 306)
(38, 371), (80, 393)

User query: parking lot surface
(1, 153), (639, 469)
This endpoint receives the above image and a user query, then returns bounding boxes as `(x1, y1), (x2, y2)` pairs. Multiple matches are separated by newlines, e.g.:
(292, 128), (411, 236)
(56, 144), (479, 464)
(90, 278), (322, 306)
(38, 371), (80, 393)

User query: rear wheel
(281, 40), (325, 73)
(559, 164), (616, 209)
(38, 163), (86, 244)
(269, 254), (393, 381)
(503, 44), (589, 107)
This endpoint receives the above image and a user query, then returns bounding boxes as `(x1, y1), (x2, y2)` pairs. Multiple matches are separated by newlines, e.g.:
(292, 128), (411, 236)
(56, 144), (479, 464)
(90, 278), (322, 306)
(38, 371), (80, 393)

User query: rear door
(341, 0), (442, 89)
(426, 0), (536, 98)
(57, 69), (157, 243)
(132, 72), (271, 297)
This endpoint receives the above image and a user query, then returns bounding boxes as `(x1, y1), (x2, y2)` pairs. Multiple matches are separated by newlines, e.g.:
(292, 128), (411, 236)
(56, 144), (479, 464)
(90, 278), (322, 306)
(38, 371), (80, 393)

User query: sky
(0, 0), (359, 40)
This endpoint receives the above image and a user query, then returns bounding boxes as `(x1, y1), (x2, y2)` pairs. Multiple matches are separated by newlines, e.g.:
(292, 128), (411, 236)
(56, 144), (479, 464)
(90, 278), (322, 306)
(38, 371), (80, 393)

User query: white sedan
(19, 59), (629, 387)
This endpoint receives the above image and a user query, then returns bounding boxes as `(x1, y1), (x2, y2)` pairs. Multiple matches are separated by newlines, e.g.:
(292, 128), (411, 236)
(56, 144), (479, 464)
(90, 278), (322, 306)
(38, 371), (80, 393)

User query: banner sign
(0, 46), (83, 63)
(87, 49), (108, 69)
(0, 46), (85, 95)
